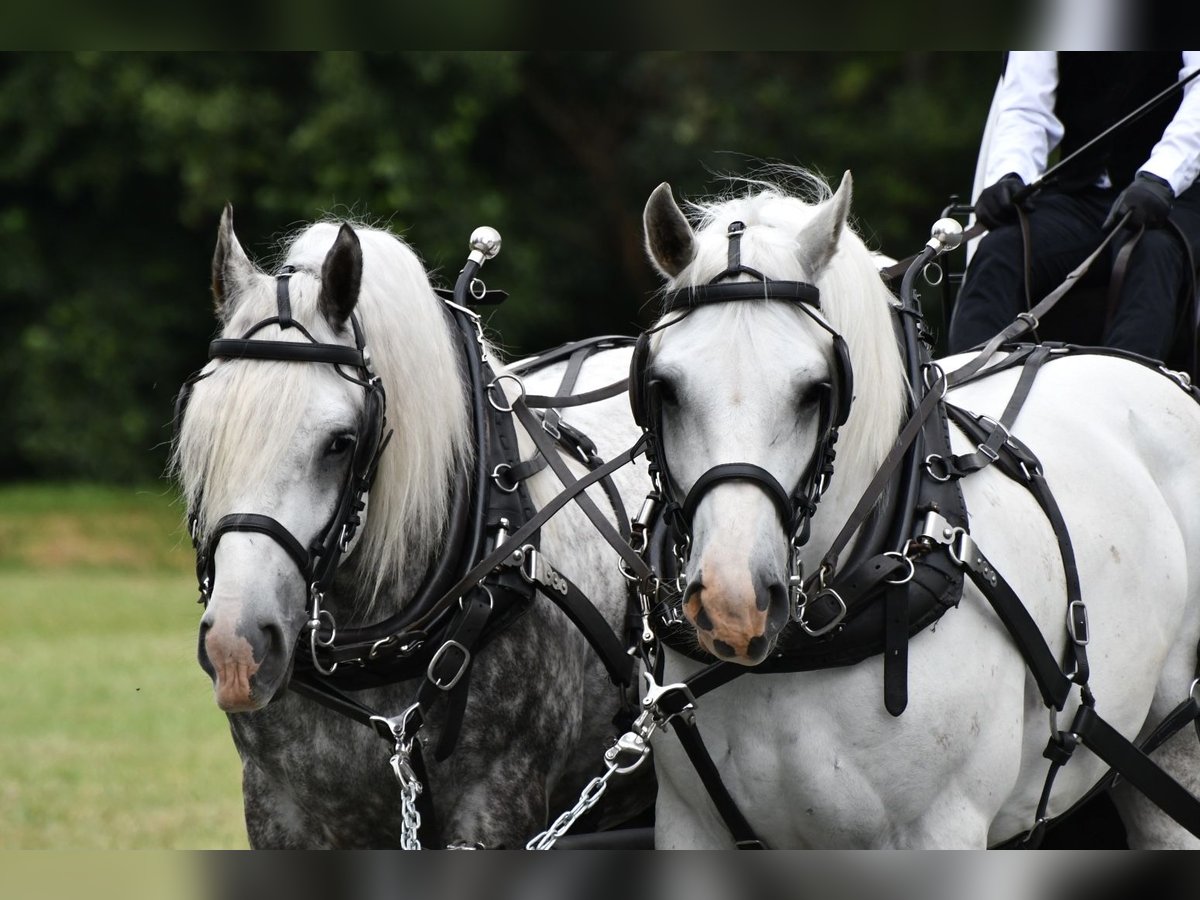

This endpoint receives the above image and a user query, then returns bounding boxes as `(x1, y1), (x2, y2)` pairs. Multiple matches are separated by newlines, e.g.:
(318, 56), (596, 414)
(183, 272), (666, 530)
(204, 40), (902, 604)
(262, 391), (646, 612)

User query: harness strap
(948, 212), (1133, 387)
(1070, 703), (1200, 838)
(417, 592), (494, 761)
(287, 674), (441, 847)
(406, 438), (649, 635)
(681, 463), (792, 532)
(511, 398), (656, 585)
(207, 338), (366, 367)
(510, 550), (635, 685)
(651, 683), (767, 848)
(276, 271), (295, 328)
(524, 378), (630, 410)
(538, 345), (589, 438)
(208, 513), (311, 579)
(1104, 225), (1145, 333)
(817, 370), (947, 576)
(939, 344), (1054, 479)
(952, 532), (1073, 710)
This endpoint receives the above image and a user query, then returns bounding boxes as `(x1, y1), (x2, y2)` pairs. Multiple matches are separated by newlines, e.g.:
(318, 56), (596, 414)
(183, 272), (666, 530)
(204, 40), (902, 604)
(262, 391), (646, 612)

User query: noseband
(630, 221), (854, 567)
(175, 267), (392, 668)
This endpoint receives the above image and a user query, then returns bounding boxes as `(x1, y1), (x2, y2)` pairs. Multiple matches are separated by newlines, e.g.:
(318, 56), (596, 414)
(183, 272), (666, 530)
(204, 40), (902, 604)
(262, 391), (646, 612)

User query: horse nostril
(747, 635), (768, 660)
(196, 620), (215, 677)
(757, 578), (788, 612)
(260, 621), (284, 661)
(712, 639), (737, 659)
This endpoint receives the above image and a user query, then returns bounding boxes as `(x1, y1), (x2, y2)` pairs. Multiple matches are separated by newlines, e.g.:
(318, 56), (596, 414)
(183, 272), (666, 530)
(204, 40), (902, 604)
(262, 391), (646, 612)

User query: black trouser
(948, 184), (1200, 361)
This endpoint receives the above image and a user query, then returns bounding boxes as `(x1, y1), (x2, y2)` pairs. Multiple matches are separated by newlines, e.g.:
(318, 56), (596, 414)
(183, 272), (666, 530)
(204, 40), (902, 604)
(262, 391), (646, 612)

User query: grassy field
(0, 483), (248, 848)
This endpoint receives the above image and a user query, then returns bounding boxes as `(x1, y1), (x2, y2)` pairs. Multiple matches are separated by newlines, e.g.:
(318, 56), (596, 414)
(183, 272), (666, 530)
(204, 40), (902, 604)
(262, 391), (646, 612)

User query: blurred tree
(0, 51), (999, 483)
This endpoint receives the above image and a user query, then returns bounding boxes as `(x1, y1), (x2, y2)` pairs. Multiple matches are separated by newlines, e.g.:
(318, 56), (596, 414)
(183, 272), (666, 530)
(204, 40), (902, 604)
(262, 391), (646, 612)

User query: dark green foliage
(0, 51), (998, 483)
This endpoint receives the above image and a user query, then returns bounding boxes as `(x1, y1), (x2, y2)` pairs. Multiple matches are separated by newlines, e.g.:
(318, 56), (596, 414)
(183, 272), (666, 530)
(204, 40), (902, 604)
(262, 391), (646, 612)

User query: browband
(661, 280), (821, 313)
(209, 339), (366, 368)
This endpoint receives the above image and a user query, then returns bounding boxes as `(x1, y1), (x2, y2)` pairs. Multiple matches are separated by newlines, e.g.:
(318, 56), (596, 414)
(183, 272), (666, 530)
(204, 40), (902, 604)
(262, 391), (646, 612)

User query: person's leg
(948, 190), (1107, 353)
(1104, 184), (1200, 360)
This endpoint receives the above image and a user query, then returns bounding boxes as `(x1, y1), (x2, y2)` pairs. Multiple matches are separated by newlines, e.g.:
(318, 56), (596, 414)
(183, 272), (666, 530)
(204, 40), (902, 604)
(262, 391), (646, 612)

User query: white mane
(659, 171), (909, 483)
(174, 222), (479, 610)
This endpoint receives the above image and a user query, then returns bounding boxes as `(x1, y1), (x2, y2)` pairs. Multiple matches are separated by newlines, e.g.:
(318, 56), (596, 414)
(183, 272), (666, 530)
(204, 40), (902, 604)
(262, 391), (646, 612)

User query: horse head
(640, 172), (905, 665)
(173, 207), (381, 711)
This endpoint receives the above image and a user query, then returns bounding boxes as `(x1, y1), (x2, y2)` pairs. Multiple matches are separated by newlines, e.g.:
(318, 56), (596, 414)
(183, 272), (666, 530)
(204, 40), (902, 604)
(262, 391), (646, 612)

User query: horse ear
(796, 170), (853, 279)
(644, 182), (696, 278)
(212, 203), (258, 322)
(319, 224), (363, 329)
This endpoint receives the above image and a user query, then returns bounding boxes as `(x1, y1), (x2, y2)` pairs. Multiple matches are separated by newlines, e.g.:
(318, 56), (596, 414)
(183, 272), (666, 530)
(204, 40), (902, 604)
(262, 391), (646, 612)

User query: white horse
(638, 170), (1200, 848)
(173, 211), (652, 847)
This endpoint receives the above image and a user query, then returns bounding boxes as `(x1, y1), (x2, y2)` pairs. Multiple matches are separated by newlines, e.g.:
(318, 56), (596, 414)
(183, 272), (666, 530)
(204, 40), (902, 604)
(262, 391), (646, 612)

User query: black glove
(1104, 171), (1175, 230)
(974, 173), (1027, 230)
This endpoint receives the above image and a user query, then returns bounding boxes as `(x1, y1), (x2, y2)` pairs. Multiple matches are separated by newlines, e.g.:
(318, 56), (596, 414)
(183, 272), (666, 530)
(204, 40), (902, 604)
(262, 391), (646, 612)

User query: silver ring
(922, 261), (944, 286)
(487, 373), (525, 413)
(882, 551), (916, 585)
(921, 362), (947, 399)
(470, 277), (487, 300)
(924, 453), (953, 483)
(460, 584), (494, 611)
(491, 463), (518, 493)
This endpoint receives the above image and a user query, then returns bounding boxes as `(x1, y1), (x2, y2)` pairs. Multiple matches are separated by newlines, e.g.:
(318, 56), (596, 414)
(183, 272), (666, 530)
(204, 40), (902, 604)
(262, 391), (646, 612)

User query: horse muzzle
(683, 557), (790, 666)
(198, 602), (294, 712)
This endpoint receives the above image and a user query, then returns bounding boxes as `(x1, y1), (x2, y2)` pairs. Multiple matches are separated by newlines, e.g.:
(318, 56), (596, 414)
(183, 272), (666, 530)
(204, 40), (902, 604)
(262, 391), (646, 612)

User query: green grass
(0, 483), (247, 848)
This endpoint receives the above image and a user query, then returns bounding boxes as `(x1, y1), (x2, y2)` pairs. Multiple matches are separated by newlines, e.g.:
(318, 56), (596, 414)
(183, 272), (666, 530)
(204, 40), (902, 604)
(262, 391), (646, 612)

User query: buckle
(427, 640), (471, 691)
(1067, 600), (1089, 646)
(798, 587), (846, 637)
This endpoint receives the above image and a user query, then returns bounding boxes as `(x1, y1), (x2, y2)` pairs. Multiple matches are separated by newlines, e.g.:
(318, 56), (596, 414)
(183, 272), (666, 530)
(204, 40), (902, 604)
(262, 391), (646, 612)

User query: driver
(947, 51), (1200, 363)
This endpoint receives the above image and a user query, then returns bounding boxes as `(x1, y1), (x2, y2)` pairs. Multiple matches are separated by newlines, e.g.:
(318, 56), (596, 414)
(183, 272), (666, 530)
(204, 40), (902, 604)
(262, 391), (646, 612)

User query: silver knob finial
(470, 226), (502, 261)
(927, 217), (964, 253)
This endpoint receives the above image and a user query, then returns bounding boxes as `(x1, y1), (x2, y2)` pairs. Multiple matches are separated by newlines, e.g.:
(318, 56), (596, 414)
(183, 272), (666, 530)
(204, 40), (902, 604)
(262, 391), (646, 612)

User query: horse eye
(651, 378), (679, 408)
(326, 433), (357, 457)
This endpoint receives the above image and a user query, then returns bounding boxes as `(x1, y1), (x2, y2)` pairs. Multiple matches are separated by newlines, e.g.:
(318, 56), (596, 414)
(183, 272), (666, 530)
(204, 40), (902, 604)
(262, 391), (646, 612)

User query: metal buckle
(798, 587), (846, 637)
(947, 529), (975, 567)
(1067, 600), (1089, 646)
(519, 546), (568, 595)
(427, 640), (471, 691)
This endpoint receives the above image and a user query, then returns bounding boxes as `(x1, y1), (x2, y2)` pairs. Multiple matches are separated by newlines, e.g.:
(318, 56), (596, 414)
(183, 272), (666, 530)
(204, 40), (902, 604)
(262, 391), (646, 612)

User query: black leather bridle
(175, 266), (392, 669)
(629, 221), (854, 565)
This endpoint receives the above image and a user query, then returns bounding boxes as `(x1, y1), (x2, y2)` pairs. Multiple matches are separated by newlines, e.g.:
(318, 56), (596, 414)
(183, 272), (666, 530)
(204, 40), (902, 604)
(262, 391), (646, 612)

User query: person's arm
(982, 51), (1062, 186)
(1140, 51), (1200, 195)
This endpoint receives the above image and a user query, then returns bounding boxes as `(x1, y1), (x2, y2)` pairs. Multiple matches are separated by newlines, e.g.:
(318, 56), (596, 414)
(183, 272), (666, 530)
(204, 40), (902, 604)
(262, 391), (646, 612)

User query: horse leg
(241, 758), (330, 849)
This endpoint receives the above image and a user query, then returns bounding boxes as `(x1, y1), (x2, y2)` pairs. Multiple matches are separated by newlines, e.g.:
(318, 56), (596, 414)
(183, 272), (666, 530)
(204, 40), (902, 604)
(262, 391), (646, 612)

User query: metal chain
(526, 729), (653, 850)
(528, 673), (695, 850)
(372, 705), (425, 851)
(526, 767), (619, 850)
(388, 740), (423, 850)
